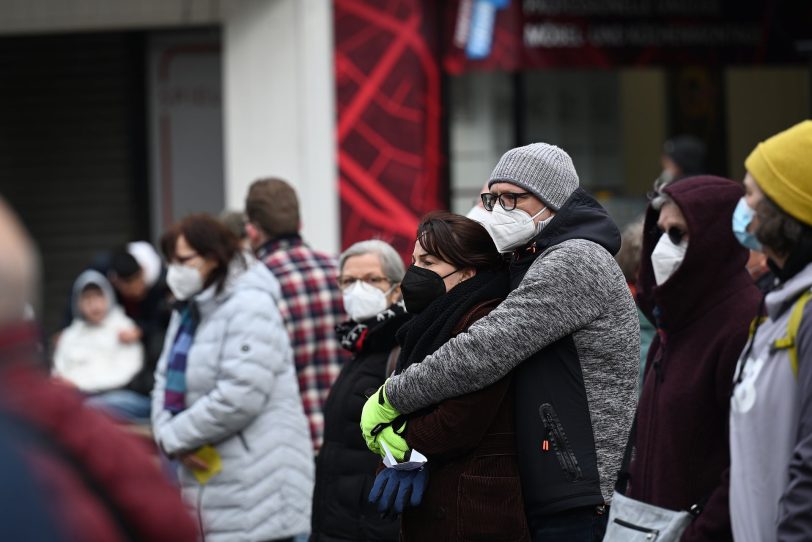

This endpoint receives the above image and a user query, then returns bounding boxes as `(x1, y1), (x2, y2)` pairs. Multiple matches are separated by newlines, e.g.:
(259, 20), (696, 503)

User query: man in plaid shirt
(245, 178), (350, 453)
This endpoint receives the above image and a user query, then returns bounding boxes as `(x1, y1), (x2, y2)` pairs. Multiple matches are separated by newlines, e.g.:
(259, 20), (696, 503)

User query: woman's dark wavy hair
(160, 214), (243, 293)
(755, 195), (812, 260)
(416, 211), (504, 271)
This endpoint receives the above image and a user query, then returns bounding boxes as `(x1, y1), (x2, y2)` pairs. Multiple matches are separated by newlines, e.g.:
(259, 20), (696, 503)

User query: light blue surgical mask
(732, 197), (762, 251)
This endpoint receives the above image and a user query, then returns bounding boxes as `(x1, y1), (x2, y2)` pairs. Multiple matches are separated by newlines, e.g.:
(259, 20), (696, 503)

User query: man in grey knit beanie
(477, 143), (582, 254)
(362, 141), (639, 540)
(489, 142), (579, 211)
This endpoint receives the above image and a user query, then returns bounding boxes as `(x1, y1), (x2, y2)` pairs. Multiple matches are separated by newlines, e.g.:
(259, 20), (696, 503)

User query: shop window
(448, 71), (515, 214)
(523, 70), (623, 192)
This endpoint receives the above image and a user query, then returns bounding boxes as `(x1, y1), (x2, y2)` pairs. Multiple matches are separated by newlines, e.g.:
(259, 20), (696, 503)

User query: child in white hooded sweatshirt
(54, 270), (143, 395)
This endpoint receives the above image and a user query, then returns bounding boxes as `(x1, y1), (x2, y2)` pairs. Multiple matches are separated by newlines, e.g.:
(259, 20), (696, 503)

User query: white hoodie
(53, 270), (143, 393)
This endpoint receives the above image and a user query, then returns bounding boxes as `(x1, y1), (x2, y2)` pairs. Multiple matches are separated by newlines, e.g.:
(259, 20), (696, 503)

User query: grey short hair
(651, 191), (674, 211)
(339, 240), (405, 284)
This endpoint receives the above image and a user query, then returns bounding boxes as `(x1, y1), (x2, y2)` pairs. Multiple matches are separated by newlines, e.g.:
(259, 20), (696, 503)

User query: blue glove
(368, 467), (429, 514)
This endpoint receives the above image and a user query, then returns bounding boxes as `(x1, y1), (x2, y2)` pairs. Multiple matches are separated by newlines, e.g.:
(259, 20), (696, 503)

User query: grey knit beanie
(488, 143), (579, 210)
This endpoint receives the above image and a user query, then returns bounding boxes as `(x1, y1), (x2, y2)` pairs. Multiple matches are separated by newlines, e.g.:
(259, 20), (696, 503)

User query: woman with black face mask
(369, 211), (529, 541)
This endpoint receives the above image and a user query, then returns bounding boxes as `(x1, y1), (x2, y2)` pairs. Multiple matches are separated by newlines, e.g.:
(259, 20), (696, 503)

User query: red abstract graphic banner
(334, 0), (443, 261)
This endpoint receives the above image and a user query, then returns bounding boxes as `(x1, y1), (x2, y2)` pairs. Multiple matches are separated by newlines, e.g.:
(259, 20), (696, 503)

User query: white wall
(448, 72), (515, 214)
(223, 0), (339, 254)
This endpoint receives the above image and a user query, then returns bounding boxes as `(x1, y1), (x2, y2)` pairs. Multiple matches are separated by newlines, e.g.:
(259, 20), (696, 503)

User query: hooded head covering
(71, 270), (116, 321)
(637, 176), (750, 330)
(127, 241), (162, 288)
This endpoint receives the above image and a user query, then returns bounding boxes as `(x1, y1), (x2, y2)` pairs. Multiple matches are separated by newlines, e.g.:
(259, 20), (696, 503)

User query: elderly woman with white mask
(311, 240), (408, 542)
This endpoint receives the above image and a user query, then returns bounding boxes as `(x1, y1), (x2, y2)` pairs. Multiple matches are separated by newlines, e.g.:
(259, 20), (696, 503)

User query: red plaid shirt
(258, 235), (349, 453)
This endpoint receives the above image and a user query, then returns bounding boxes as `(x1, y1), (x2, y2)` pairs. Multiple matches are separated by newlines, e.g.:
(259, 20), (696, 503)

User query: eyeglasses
(661, 226), (687, 245)
(480, 192), (532, 211)
(337, 276), (391, 290)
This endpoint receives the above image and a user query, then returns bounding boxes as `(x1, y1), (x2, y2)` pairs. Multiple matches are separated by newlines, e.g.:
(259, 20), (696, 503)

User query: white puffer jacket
(54, 269), (143, 393)
(152, 259), (313, 541)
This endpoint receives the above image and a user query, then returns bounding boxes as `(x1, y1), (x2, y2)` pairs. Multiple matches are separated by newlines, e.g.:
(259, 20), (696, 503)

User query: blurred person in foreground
(362, 143), (639, 540)
(614, 219), (656, 392)
(0, 196), (197, 541)
(729, 120), (812, 542)
(152, 214), (313, 542)
(370, 212), (528, 541)
(245, 178), (350, 454)
(53, 270), (144, 404)
(622, 176), (761, 541)
(311, 240), (409, 542)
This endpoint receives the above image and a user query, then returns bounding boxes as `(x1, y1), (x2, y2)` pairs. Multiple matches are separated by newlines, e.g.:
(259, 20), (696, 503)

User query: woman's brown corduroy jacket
(400, 300), (530, 542)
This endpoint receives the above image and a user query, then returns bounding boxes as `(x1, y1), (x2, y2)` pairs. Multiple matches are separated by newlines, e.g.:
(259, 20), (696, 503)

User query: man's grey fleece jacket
(385, 188), (640, 525)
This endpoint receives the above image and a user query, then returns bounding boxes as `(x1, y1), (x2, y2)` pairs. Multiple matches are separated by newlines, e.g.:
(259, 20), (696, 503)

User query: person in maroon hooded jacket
(0, 196), (198, 542)
(625, 176), (761, 541)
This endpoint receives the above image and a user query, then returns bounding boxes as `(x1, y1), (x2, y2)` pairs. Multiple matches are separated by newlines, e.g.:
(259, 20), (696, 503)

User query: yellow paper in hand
(190, 445), (222, 485)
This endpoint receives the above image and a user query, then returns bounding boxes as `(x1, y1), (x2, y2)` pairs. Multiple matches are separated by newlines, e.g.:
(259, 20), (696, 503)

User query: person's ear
(388, 284), (402, 305)
(107, 272), (119, 288)
(459, 267), (476, 283)
(535, 207), (556, 224)
(245, 222), (261, 247)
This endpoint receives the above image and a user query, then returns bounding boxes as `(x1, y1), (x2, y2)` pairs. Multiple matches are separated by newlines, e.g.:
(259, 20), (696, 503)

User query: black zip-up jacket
(311, 307), (410, 542)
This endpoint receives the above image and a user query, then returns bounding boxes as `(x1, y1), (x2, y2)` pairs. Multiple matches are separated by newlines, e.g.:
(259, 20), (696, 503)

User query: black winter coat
(311, 306), (410, 542)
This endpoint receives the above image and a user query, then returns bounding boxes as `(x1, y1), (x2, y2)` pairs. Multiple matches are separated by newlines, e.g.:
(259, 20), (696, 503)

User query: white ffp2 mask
(483, 205), (547, 253)
(166, 264), (204, 301)
(651, 233), (688, 285)
(342, 281), (390, 322)
(466, 205), (491, 225)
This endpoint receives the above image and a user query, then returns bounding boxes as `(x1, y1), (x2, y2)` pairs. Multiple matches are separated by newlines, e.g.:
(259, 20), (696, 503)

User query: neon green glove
(378, 424), (410, 462)
(360, 380), (401, 454)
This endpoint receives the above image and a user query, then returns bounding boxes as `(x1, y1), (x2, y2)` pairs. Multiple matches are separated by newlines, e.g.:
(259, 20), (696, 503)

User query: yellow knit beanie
(745, 120), (812, 227)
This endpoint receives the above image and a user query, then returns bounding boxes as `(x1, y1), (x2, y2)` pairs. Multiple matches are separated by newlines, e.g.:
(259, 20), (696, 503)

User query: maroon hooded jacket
(0, 323), (198, 542)
(629, 176), (761, 542)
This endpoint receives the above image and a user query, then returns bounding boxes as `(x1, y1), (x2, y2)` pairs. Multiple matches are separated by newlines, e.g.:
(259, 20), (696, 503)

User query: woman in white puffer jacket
(152, 214), (313, 542)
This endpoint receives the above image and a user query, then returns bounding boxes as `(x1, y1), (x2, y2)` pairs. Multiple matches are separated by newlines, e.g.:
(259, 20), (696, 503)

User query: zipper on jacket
(652, 356), (663, 383)
(538, 403), (582, 482)
(642, 346), (664, 498)
(612, 518), (659, 540)
(238, 432), (251, 452)
(197, 485), (206, 542)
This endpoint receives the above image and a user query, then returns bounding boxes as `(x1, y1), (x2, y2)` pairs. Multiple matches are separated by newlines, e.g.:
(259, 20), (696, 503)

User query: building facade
(1, 0), (810, 332)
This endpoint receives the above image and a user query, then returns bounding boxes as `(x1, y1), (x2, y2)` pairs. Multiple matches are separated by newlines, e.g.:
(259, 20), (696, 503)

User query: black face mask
(400, 265), (457, 314)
